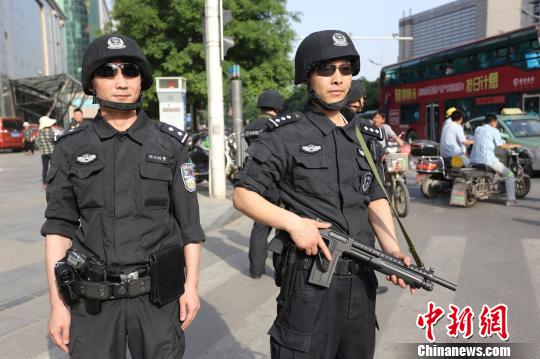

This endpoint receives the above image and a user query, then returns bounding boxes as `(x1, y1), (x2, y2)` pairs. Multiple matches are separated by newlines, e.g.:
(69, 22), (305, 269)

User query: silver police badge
(362, 172), (373, 192)
(300, 144), (322, 154)
(181, 163), (196, 192)
(107, 36), (126, 49)
(76, 154), (97, 164)
(332, 33), (348, 47)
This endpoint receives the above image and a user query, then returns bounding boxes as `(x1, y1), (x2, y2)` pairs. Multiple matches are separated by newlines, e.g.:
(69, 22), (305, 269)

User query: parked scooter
(188, 130), (209, 183)
(188, 129), (240, 184)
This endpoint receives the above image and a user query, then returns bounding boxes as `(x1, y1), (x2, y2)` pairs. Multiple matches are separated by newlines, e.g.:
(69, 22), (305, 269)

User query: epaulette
(54, 124), (88, 143)
(156, 122), (189, 145)
(265, 112), (301, 131)
(359, 122), (384, 141)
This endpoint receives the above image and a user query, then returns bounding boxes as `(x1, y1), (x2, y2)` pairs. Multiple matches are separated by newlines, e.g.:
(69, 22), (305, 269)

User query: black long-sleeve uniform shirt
(234, 104), (386, 247)
(41, 110), (205, 272)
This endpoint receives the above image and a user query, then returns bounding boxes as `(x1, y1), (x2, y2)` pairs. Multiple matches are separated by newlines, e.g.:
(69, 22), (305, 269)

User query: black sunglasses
(314, 63), (353, 77)
(94, 63), (141, 78)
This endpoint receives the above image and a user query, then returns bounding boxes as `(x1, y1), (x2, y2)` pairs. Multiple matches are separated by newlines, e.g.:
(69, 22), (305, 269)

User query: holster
(276, 242), (298, 305)
(268, 231), (287, 287)
(149, 244), (185, 306)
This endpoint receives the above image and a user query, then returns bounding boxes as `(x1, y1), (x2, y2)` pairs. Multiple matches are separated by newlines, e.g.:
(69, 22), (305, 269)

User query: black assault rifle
(309, 229), (457, 291)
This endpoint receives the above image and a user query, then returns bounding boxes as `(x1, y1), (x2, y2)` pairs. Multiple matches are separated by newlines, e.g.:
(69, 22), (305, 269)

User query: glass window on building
(400, 104), (420, 124)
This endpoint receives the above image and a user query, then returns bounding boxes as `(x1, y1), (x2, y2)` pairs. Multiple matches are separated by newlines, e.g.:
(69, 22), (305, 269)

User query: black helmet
(347, 79), (366, 102)
(294, 30), (360, 85)
(81, 34), (153, 96)
(257, 90), (284, 111)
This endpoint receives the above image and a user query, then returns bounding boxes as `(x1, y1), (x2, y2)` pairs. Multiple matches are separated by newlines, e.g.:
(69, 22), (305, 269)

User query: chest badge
(76, 154), (96, 164)
(300, 144), (322, 154)
(180, 163), (196, 192)
(362, 172), (373, 192)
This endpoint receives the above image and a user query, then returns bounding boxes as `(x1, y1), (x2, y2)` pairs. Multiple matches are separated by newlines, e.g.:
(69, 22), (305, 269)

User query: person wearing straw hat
(37, 116), (56, 187)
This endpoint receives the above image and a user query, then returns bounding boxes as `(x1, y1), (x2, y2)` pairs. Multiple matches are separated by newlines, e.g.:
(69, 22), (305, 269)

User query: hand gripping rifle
(309, 228), (457, 291)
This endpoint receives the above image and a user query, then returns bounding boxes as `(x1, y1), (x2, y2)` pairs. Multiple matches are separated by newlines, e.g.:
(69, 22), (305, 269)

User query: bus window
(401, 66), (421, 83)
(401, 104), (420, 124)
(383, 67), (399, 85)
(525, 49), (540, 69)
(477, 49), (496, 69)
(493, 47), (508, 66)
(444, 99), (472, 120)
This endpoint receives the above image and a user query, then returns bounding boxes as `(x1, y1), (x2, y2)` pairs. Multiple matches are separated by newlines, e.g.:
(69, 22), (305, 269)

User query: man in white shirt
(440, 110), (474, 167)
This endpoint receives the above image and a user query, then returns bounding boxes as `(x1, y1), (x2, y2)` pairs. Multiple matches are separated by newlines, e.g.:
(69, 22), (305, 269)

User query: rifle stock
(308, 229), (457, 292)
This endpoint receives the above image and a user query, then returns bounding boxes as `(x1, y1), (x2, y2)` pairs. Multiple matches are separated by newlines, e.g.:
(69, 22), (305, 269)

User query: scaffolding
(9, 74), (86, 127)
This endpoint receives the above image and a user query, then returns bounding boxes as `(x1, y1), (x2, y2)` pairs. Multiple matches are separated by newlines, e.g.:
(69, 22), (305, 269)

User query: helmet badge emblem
(332, 33), (348, 47)
(107, 37), (126, 49)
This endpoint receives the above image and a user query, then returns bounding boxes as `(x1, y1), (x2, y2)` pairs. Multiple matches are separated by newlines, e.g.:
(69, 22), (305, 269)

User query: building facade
(57, 0), (110, 78)
(399, 0), (540, 62)
(0, 0), (67, 117)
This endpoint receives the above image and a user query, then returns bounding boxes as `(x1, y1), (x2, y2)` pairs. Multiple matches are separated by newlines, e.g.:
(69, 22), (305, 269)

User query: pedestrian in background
(36, 116), (56, 187)
(23, 121), (36, 155)
(244, 90), (284, 278)
(69, 108), (85, 129)
(347, 79), (366, 113)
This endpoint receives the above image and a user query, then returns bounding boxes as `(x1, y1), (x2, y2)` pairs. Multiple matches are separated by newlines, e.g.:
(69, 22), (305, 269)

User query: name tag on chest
(146, 153), (169, 164)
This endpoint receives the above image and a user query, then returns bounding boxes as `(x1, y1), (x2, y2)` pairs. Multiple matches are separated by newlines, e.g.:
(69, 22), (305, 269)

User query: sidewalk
(0, 151), (243, 359)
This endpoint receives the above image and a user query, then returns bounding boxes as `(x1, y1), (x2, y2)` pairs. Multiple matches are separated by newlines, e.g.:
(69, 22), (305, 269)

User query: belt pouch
(149, 244), (185, 306)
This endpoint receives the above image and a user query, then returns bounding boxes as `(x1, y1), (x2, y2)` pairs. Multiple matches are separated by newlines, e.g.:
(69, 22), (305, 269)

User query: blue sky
(286, 0), (454, 81)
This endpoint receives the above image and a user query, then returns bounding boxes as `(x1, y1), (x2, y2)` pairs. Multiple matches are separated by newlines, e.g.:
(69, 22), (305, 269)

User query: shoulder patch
(54, 124), (87, 143)
(156, 122), (189, 145)
(359, 123), (383, 141)
(265, 112), (301, 131)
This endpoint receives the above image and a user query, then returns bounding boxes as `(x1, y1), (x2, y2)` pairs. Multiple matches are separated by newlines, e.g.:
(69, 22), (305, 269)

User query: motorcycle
(225, 132), (240, 184)
(449, 148), (531, 207)
(188, 130), (209, 183)
(414, 140), (465, 199)
(188, 130), (240, 184)
(383, 142), (411, 217)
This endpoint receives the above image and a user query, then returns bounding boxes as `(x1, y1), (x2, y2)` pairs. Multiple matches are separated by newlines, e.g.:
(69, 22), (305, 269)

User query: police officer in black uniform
(347, 79), (390, 296)
(233, 30), (414, 359)
(244, 90), (284, 278)
(347, 79), (366, 113)
(42, 34), (205, 358)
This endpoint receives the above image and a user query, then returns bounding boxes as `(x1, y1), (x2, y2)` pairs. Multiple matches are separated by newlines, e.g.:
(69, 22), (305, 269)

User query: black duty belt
(74, 269), (151, 300)
(296, 255), (367, 276)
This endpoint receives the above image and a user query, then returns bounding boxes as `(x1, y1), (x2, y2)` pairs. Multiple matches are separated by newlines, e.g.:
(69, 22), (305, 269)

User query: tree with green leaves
(112, 0), (297, 127)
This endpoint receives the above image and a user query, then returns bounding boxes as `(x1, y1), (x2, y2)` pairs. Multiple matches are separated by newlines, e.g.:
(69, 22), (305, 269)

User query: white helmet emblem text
(332, 33), (348, 47)
(107, 37), (126, 49)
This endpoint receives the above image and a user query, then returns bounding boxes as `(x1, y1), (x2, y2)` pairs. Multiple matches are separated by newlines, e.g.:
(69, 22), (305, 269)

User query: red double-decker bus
(380, 25), (540, 142)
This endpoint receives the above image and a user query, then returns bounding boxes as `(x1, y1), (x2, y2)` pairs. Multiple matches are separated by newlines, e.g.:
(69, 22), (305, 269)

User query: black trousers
(41, 154), (51, 184)
(249, 221), (272, 276)
(69, 296), (184, 359)
(24, 140), (35, 154)
(269, 270), (377, 359)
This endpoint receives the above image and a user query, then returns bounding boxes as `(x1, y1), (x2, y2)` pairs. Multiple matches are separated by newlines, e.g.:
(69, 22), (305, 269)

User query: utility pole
(231, 79), (244, 167)
(204, 0), (226, 199)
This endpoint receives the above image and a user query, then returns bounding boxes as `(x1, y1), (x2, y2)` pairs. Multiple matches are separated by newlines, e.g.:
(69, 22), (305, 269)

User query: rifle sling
(355, 127), (424, 268)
